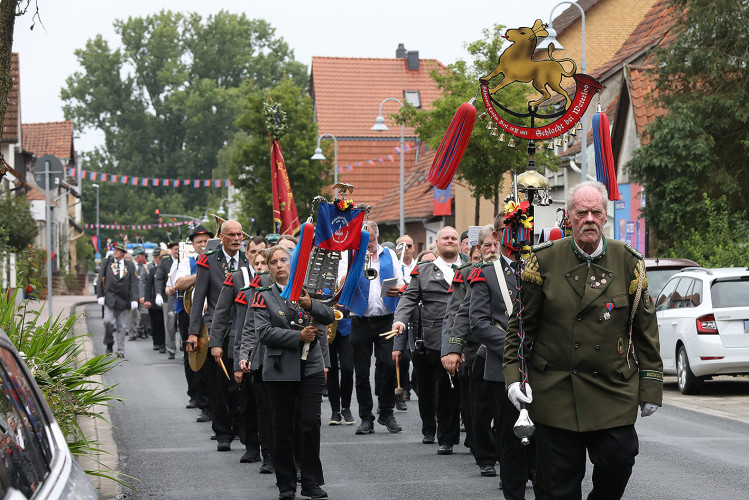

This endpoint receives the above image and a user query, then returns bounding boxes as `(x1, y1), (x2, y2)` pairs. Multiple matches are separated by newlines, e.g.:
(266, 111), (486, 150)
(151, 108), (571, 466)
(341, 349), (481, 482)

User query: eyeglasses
(406, 244), (413, 248)
(223, 232), (243, 239)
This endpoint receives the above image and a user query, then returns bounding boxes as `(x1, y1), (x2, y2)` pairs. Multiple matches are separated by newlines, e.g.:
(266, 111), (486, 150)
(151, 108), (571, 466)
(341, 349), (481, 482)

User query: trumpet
(364, 253), (378, 280)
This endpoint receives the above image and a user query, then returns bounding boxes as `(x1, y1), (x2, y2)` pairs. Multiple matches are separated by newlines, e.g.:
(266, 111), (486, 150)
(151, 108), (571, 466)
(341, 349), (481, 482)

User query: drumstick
(395, 361), (403, 396)
(218, 358), (230, 380)
(379, 329), (399, 337)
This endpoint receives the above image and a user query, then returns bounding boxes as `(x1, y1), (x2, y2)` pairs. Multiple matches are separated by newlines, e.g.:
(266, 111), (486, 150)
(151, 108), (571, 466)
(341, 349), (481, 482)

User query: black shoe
(240, 449), (261, 463)
(300, 485), (328, 498)
(105, 344), (113, 353)
(377, 414), (402, 433)
(498, 479), (502, 489)
(185, 399), (198, 409)
(395, 394), (407, 411)
(328, 412), (342, 425)
(217, 440), (231, 452)
(355, 419), (374, 435)
(167, 352), (175, 359)
(403, 390), (411, 402)
(422, 435), (435, 444)
(210, 432), (217, 440)
(341, 408), (355, 425)
(196, 409), (211, 422)
(279, 490), (295, 500)
(152, 345), (160, 350)
(437, 444), (453, 455)
(128, 336), (137, 341)
(322, 386), (328, 398)
(480, 465), (497, 477)
(259, 456), (274, 474)
(159, 345), (166, 353)
(115, 352), (125, 358)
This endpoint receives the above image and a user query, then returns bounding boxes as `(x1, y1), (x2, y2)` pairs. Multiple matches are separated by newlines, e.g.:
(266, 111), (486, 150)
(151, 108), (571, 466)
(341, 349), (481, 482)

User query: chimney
(396, 43), (407, 58)
(406, 50), (419, 71)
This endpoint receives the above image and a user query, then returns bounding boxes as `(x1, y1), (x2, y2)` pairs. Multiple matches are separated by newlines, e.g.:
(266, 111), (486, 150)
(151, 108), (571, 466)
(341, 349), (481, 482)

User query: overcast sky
(12, 0), (564, 152)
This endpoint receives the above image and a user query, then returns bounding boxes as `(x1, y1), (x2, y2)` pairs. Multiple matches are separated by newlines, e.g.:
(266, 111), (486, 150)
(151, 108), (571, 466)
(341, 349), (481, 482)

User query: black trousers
(252, 369), (273, 458)
(470, 358), (498, 467)
(207, 351), (241, 441)
(178, 309), (209, 409)
(411, 348), (459, 445)
(534, 422), (638, 500)
(148, 308), (165, 348)
(351, 315), (396, 420)
(327, 333), (354, 413)
(489, 381), (545, 500)
(265, 371), (325, 494)
(238, 372), (260, 452)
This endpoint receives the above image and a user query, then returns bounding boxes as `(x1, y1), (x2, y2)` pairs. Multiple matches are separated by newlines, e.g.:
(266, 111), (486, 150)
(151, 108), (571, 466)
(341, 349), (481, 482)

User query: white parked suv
(655, 267), (749, 394)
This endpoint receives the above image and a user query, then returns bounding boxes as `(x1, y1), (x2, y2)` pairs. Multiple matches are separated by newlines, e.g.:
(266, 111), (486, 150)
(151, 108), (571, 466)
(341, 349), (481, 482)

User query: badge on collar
(435, 272), (442, 280)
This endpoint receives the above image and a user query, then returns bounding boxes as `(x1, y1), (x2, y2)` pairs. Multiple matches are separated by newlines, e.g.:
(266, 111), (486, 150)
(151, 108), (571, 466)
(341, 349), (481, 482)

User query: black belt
(356, 314), (394, 322)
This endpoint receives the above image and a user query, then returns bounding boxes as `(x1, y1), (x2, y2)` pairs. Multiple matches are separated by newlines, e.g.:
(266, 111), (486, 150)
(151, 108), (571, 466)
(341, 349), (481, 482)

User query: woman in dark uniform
(252, 245), (333, 500)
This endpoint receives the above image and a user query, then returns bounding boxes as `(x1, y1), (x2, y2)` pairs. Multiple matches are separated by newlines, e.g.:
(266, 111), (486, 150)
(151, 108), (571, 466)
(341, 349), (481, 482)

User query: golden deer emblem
(480, 20), (577, 109)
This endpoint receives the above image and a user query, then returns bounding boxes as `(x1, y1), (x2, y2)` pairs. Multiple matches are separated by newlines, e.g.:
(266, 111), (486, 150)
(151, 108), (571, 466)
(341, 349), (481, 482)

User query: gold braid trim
(629, 260), (648, 295)
(521, 252), (543, 285)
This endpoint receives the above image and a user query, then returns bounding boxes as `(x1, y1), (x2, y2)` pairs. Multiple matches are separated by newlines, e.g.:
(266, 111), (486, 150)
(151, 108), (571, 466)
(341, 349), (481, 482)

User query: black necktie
(228, 257), (235, 272)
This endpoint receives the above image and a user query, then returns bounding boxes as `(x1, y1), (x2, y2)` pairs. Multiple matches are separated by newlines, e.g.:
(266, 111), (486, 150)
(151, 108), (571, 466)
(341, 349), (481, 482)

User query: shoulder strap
(492, 261), (513, 314)
(240, 266), (250, 288)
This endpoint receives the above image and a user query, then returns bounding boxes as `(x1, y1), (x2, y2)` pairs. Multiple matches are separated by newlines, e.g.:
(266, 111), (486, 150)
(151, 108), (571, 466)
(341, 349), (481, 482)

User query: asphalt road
(83, 304), (749, 499)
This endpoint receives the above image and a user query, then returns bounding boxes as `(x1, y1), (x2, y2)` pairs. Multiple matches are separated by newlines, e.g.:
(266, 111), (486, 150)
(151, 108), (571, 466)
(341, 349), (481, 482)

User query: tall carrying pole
(44, 160), (53, 319)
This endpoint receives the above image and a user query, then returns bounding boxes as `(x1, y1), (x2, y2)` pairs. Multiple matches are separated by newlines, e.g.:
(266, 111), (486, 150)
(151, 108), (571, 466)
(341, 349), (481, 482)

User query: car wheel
(677, 345), (703, 395)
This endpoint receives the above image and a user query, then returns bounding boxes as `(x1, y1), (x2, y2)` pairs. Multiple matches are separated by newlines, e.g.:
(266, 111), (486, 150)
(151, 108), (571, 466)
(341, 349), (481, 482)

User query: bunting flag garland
(85, 220), (191, 231)
(68, 167), (231, 189)
(592, 111), (622, 201)
(331, 144), (417, 174)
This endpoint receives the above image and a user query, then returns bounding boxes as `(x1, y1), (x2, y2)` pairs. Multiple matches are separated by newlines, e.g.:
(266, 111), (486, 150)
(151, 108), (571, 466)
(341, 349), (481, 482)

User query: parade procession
(2, 0), (749, 499)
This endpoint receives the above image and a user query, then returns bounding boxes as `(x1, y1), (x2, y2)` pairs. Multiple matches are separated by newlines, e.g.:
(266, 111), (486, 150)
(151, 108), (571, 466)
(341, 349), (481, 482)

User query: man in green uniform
(503, 181), (662, 500)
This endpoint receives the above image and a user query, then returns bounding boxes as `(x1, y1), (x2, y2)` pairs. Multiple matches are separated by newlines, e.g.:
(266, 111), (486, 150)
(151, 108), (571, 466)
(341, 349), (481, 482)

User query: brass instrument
(326, 307), (345, 344)
(364, 253), (378, 280)
(395, 241), (407, 269)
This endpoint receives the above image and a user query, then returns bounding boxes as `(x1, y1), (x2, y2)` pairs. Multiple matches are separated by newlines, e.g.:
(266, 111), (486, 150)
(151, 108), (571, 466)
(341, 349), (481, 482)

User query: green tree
(398, 25), (557, 223)
(0, 193), (38, 253)
(221, 79), (324, 235)
(628, 0), (749, 250)
(62, 11), (307, 241)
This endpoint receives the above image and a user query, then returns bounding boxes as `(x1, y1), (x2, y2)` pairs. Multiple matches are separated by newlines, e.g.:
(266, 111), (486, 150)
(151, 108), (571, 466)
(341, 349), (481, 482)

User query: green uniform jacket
(503, 236), (663, 432)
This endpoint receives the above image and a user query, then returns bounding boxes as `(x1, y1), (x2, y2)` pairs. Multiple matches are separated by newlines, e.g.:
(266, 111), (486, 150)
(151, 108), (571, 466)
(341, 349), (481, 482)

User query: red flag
(270, 138), (300, 236)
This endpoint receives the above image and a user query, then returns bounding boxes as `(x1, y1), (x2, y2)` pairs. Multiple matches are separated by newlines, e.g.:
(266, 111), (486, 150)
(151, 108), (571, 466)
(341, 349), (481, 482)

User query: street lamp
(91, 183), (100, 259)
(536, 1), (588, 183)
(372, 97), (405, 237)
(217, 198), (229, 217)
(311, 133), (339, 198)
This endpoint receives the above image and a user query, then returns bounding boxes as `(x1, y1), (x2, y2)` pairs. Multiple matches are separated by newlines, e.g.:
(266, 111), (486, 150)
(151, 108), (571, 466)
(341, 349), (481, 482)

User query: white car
(655, 267), (749, 394)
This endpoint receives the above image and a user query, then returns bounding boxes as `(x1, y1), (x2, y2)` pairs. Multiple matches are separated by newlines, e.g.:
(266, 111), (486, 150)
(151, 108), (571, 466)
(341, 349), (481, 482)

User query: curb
(71, 301), (122, 499)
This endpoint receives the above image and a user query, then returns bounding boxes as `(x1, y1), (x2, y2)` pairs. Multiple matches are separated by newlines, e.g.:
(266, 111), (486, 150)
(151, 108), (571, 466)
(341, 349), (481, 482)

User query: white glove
(155, 294), (163, 307)
(130, 301), (138, 310)
(640, 402), (659, 417)
(507, 382), (533, 410)
(97, 297), (105, 306)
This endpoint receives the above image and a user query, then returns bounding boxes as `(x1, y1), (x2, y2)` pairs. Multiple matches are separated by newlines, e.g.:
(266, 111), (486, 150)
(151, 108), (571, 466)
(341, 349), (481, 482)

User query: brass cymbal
(188, 323), (209, 372)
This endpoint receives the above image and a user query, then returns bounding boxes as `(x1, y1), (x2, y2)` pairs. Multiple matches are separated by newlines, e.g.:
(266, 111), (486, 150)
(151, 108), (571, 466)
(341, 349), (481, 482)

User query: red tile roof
(26, 186), (57, 206)
(311, 56), (446, 139)
(369, 148), (450, 225)
(325, 139), (419, 207)
(2, 53), (20, 143)
(628, 65), (665, 145)
(22, 121), (75, 160)
(590, 0), (678, 79)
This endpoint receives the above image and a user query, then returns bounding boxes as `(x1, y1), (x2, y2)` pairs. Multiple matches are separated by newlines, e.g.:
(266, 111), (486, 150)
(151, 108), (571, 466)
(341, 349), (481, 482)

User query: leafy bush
(0, 287), (125, 484)
(0, 194), (39, 253)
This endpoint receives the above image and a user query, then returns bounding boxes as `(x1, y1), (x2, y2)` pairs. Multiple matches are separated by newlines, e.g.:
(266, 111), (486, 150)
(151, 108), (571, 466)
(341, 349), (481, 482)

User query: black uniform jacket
(238, 273), (273, 371)
(442, 262), (483, 366)
(97, 257), (138, 310)
(209, 266), (256, 360)
(253, 284), (334, 382)
(393, 260), (455, 352)
(188, 247), (249, 336)
(143, 261), (161, 310)
(503, 237), (663, 432)
(469, 259), (518, 383)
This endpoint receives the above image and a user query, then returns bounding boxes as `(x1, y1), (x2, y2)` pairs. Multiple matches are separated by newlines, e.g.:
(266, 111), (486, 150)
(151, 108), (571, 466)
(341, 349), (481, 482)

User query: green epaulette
(624, 243), (643, 260)
(531, 240), (553, 252)
(477, 260), (493, 268)
(254, 285), (272, 292)
(458, 261), (474, 271)
(204, 248), (218, 256)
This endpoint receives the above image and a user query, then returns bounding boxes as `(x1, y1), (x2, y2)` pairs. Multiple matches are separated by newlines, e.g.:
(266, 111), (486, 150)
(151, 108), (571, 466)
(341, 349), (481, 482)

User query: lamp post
(92, 183), (100, 262)
(217, 198), (229, 218)
(311, 133), (339, 198)
(536, 1), (588, 183)
(372, 98), (405, 237)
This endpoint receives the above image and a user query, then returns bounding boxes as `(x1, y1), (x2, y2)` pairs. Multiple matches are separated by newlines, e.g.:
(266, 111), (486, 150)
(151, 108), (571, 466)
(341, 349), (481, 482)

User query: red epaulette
(223, 273), (234, 286)
(398, 284), (408, 294)
(410, 266), (419, 277)
(235, 290), (248, 305)
(448, 285), (453, 293)
(249, 275), (263, 288)
(452, 271), (465, 284)
(251, 292), (267, 309)
(467, 267), (486, 283)
(196, 254), (209, 268)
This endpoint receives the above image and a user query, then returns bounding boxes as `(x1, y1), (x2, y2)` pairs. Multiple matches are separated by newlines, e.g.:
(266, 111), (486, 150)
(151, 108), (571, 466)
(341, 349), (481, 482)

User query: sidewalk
(22, 294), (120, 499)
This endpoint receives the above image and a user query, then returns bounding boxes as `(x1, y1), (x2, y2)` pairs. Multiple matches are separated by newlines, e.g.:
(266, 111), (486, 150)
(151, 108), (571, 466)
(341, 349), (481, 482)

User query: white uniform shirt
(337, 244), (404, 317)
